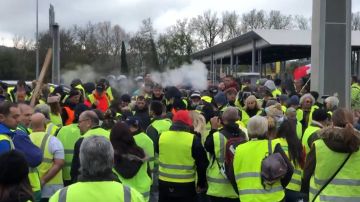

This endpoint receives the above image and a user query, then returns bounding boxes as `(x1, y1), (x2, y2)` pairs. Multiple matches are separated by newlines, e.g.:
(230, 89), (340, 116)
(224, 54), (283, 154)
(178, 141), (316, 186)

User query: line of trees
(1, 9), (360, 80)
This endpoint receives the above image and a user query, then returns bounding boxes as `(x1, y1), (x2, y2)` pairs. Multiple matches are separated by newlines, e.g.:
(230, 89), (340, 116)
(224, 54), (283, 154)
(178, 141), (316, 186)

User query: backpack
(217, 133), (247, 185)
(261, 140), (288, 189)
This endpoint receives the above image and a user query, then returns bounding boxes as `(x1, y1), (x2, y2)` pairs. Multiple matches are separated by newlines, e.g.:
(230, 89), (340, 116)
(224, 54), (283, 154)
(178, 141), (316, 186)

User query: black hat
(164, 86), (182, 100)
(125, 116), (140, 127)
(96, 83), (105, 92)
(0, 151), (28, 185)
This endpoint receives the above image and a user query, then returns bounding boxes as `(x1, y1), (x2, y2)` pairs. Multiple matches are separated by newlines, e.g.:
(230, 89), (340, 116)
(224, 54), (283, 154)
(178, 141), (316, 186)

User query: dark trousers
(158, 180), (196, 202)
(208, 196), (239, 202)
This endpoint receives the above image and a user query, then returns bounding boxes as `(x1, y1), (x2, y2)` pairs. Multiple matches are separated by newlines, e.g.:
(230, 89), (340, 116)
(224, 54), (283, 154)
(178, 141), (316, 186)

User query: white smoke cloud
(150, 60), (208, 90)
(61, 65), (99, 85)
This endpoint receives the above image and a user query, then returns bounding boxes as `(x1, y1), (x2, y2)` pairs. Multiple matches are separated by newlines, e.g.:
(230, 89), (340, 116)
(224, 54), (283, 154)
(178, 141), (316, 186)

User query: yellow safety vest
(272, 89), (282, 98)
(206, 132), (238, 198)
(309, 139), (360, 202)
(30, 131), (63, 186)
(46, 122), (59, 136)
(134, 132), (155, 171)
(83, 127), (110, 139)
(113, 162), (152, 201)
(302, 125), (320, 154)
(49, 181), (145, 202)
(50, 113), (63, 127)
(158, 130), (195, 183)
(56, 124), (81, 181)
(233, 139), (284, 202)
(277, 138), (302, 191)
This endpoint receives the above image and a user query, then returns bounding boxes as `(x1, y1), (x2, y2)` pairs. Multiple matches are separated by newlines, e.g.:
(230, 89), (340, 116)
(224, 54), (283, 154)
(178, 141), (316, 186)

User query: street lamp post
(36, 0), (39, 79)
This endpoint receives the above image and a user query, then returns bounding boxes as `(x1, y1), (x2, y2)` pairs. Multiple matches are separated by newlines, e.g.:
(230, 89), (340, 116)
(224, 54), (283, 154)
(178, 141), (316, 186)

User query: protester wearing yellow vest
(127, 117), (155, 173)
(204, 107), (247, 201)
(302, 109), (360, 202)
(301, 109), (330, 154)
(276, 119), (306, 201)
(71, 110), (110, 182)
(233, 116), (293, 202)
(111, 122), (152, 201)
(50, 136), (145, 202)
(56, 123), (81, 186)
(158, 110), (208, 202)
(29, 113), (65, 200)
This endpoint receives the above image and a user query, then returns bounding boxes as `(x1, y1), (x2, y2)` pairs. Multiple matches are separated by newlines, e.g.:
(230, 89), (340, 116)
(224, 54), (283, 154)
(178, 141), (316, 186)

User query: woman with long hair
(110, 122), (152, 201)
(302, 108), (360, 201)
(0, 150), (34, 202)
(277, 119), (306, 202)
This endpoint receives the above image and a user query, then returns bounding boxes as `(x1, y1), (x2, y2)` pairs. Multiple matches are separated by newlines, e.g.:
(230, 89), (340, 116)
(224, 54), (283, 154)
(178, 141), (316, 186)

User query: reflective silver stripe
(315, 177), (360, 186)
(159, 162), (194, 170)
(47, 123), (55, 135)
(235, 172), (260, 180)
(43, 158), (53, 163)
(289, 178), (301, 185)
(218, 133), (225, 163)
(239, 186), (283, 195)
(142, 191), (150, 198)
(309, 187), (317, 195)
(148, 157), (156, 161)
(293, 169), (302, 175)
(319, 195), (360, 202)
(207, 176), (229, 184)
(40, 131), (51, 153)
(58, 187), (68, 202)
(159, 171), (195, 179)
(123, 185), (131, 202)
(64, 149), (73, 154)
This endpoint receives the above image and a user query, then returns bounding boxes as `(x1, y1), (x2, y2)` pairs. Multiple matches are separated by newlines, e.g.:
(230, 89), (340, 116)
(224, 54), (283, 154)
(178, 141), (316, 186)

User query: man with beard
(133, 96), (151, 130)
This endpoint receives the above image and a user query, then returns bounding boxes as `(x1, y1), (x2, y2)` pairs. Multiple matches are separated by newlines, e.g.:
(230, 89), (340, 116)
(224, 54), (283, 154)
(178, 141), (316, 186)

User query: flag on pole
(293, 64), (311, 80)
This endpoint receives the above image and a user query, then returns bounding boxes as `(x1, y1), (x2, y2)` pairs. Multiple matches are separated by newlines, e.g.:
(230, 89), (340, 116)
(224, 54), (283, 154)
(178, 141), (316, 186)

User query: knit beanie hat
(173, 110), (193, 127)
(0, 151), (28, 185)
(214, 92), (227, 106)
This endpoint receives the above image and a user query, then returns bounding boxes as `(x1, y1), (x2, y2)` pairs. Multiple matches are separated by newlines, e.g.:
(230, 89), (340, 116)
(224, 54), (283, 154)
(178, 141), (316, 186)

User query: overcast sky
(1, 0), (360, 46)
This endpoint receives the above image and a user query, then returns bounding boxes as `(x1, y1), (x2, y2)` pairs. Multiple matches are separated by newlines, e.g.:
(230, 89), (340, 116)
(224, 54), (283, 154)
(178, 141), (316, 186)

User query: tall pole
(36, 0), (39, 79)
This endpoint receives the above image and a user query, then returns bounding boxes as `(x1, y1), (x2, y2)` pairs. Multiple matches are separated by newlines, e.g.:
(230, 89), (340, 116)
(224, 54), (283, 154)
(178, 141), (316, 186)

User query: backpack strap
(268, 139), (272, 155)
(312, 152), (352, 202)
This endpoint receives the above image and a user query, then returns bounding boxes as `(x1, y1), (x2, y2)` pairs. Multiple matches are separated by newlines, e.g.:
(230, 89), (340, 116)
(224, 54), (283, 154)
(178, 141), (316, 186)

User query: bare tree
(294, 15), (310, 30)
(221, 11), (241, 40)
(241, 9), (267, 33)
(352, 12), (360, 31)
(190, 10), (224, 48)
(266, 10), (292, 29)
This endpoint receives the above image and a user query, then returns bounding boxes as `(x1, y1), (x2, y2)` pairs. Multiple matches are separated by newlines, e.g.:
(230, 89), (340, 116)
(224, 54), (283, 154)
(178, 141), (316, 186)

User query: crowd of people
(0, 74), (360, 202)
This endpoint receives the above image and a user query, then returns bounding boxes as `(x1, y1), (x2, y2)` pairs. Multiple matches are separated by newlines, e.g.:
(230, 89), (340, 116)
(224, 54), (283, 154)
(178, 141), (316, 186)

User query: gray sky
(1, 0), (359, 46)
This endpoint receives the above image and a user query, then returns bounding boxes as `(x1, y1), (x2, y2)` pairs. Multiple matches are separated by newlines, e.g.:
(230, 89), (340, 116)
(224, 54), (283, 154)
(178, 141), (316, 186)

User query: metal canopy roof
(192, 29), (360, 64)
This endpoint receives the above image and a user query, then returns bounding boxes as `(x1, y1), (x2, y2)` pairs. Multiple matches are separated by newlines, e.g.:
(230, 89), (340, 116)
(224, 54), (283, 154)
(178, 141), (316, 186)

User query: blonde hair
(244, 95), (260, 110)
(189, 111), (206, 137)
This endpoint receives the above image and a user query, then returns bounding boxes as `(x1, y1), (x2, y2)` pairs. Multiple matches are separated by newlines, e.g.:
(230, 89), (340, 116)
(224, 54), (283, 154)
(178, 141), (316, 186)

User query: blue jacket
(0, 123), (43, 167)
(0, 123), (15, 154)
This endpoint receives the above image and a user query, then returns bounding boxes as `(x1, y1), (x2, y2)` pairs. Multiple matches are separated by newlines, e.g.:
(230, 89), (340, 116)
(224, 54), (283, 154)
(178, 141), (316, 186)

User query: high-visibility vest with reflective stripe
(150, 119), (172, 135)
(233, 139), (284, 202)
(296, 121), (303, 140)
(296, 109), (304, 122)
(158, 130), (195, 183)
(277, 138), (302, 191)
(309, 139), (360, 202)
(106, 87), (114, 102)
(302, 125), (320, 154)
(56, 124), (81, 181)
(46, 122), (59, 136)
(206, 132), (238, 198)
(83, 127), (110, 139)
(134, 132), (155, 171)
(0, 134), (41, 192)
(30, 131), (63, 185)
(50, 113), (63, 127)
(241, 109), (261, 127)
(49, 181), (145, 202)
(307, 105), (319, 128)
(113, 163), (152, 202)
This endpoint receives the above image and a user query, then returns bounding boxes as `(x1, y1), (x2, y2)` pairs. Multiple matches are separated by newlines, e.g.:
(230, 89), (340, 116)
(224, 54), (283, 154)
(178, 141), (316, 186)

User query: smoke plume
(151, 60), (208, 90)
(61, 65), (99, 85)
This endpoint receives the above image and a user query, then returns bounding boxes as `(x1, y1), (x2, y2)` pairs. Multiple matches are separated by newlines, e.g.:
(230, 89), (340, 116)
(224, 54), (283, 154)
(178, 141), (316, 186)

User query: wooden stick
(30, 49), (52, 107)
